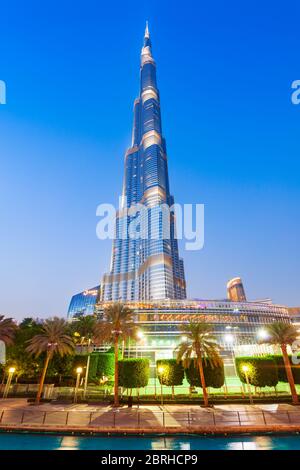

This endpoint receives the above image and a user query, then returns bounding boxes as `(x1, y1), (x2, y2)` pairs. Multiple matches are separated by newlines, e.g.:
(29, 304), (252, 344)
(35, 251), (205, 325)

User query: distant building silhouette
(227, 277), (247, 302)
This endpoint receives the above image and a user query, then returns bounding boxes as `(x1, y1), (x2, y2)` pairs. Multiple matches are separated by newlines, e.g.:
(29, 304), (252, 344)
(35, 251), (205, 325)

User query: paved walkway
(0, 399), (300, 434)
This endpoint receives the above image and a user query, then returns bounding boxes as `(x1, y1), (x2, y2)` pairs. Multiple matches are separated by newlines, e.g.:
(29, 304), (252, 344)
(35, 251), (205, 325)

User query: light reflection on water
(58, 436), (81, 450)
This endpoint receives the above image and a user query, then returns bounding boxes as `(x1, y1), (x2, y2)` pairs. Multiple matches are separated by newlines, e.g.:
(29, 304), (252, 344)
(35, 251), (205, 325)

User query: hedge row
(235, 355), (300, 387)
(273, 355), (300, 385)
(70, 352), (115, 381)
(235, 356), (278, 387)
(185, 361), (225, 389)
(156, 359), (225, 389)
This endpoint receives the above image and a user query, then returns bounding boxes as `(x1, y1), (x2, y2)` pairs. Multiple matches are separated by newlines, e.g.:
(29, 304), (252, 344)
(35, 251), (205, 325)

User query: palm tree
(175, 321), (222, 407)
(26, 317), (74, 404)
(71, 315), (97, 397)
(93, 303), (137, 407)
(72, 315), (97, 349)
(260, 322), (299, 404)
(0, 315), (17, 345)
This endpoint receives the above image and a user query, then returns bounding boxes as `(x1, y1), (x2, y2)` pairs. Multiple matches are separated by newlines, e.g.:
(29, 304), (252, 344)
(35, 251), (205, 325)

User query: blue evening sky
(0, 0), (299, 319)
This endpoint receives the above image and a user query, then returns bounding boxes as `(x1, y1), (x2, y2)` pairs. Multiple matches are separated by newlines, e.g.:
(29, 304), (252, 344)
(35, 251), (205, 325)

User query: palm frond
(26, 317), (75, 358)
(93, 303), (137, 345)
(176, 321), (222, 368)
(0, 315), (17, 345)
(261, 322), (298, 346)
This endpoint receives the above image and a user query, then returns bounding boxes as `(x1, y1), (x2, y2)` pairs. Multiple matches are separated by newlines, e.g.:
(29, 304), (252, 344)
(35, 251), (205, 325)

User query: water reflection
(0, 433), (299, 450)
(58, 436), (80, 450)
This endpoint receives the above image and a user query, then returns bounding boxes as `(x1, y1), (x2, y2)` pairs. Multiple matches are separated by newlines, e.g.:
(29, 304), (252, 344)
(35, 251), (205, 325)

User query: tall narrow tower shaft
(101, 24), (186, 301)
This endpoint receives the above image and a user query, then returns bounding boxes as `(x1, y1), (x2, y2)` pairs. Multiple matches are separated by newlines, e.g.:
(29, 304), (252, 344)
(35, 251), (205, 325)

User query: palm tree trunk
(281, 344), (299, 404)
(198, 358), (209, 407)
(114, 334), (119, 407)
(36, 352), (51, 405)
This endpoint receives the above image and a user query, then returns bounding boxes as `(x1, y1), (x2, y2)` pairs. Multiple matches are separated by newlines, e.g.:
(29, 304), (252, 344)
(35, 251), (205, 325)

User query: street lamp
(135, 330), (144, 358)
(3, 367), (16, 399)
(158, 366), (165, 407)
(74, 367), (83, 403)
(224, 333), (237, 376)
(257, 329), (269, 340)
(242, 365), (253, 404)
(257, 329), (270, 355)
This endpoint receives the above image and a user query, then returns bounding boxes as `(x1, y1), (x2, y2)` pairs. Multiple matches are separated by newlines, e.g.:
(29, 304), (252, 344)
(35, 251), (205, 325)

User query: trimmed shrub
(273, 355), (287, 382)
(156, 359), (184, 397)
(235, 356), (278, 387)
(185, 361), (225, 389)
(273, 355), (300, 384)
(96, 353), (115, 378)
(156, 359), (184, 386)
(118, 358), (150, 389)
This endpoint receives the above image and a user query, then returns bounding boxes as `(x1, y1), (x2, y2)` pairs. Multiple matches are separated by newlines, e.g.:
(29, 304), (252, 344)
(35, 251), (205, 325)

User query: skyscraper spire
(141, 21), (153, 65)
(145, 20), (150, 39)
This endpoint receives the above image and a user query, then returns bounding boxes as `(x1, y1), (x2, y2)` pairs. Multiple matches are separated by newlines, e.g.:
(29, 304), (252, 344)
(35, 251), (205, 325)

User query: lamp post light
(257, 329), (269, 355)
(3, 367), (16, 399)
(136, 330), (144, 358)
(74, 367), (83, 404)
(158, 366), (165, 407)
(224, 333), (238, 376)
(257, 328), (269, 340)
(242, 365), (253, 405)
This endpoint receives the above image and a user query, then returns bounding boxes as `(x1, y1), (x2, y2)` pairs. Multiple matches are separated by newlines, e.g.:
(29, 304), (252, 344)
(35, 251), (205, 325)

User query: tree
(260, 322), (299, 404)
(156, 359), (184, 398)
(46, 354), (74, 384)
(175, 321), (222, 407)
(71, 315), (97, 350)
(6, 318), (43, 381)
(26, 317), (75, 404)
(93, 303), (137, 406)
(0, 315), (17, 345)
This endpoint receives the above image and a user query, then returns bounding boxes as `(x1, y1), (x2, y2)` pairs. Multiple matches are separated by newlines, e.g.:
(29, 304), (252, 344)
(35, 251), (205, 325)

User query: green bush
(88, 353), (99, 380)
(273, 355), (300, 384)
(97, 353), (115, 378)
(185, 361), (225, 389)
(47, 354), (75, 383)
(71, 353), (115, 381)
(235, 356), (278, 387)
(156, 359), (184, 386)
(119, 358), (150, 389)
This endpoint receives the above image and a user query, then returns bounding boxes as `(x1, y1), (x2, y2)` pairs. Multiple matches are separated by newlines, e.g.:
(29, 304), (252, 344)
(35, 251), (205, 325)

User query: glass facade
(100, 23), (186, 301)
(95, 299), (290, 358)
(67, 286), (99, 319)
